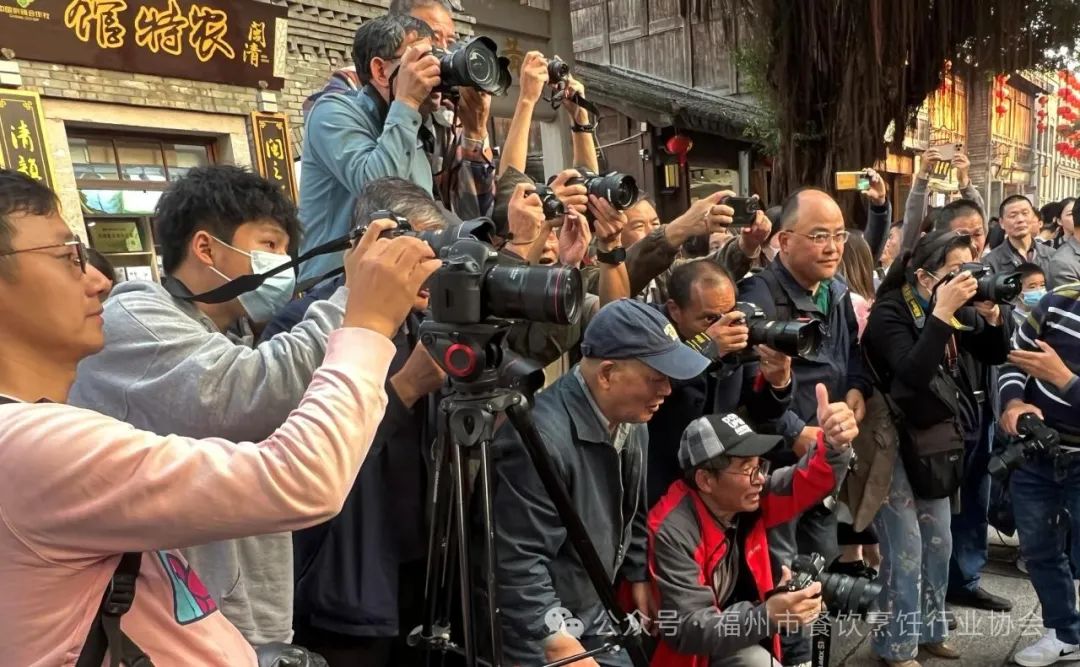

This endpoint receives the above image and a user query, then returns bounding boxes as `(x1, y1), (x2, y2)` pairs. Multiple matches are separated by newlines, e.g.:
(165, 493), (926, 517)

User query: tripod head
(419, 319), (545, 400)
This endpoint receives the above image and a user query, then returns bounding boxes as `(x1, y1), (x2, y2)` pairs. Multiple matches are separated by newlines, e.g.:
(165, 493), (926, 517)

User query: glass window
(68, 137), (119, 180)
(116, 139), (167, 182)
(164, 143), (211, 181)
(81, 189), (163, 215)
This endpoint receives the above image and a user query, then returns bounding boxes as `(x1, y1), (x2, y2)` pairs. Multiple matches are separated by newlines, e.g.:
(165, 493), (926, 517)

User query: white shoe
(1014, 630), (1080, 666)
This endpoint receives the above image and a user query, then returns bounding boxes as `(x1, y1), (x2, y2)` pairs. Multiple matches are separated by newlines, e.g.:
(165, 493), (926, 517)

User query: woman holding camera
(861, 230), (1009, 667)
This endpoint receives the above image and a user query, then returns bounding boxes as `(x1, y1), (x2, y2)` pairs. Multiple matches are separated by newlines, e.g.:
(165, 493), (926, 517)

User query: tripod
(408, 321), (648, 667)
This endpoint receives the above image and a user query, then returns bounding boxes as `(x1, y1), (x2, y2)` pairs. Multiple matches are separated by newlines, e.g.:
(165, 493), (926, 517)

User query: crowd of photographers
(0, 2), (1079, 667)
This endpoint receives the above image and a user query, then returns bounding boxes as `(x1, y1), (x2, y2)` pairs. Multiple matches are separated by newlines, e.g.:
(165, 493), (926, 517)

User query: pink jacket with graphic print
(0, 328), (394, 667)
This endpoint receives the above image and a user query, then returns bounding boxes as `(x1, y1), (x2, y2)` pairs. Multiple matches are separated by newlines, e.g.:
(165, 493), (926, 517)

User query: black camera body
(353, 210), (497, 256)
(733, 302), (824, 360)
(547, 56), (570, 85)
(943, 262), (1022, 305)
(725, 196), (761, 229)
(430, 37), (512, 96)
(533, 184), (566, 221)
(566, 168), (639, 211)
(779, 552), (881, 617)
(989, 413), (1061, 478)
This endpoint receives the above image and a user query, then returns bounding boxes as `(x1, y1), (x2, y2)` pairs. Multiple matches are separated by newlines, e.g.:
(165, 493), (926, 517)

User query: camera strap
(164, 231), (355, 304)
(902, 283), (967, 332)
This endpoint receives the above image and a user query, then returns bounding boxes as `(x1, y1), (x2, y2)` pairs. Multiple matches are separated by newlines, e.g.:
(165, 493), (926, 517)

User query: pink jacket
(0, 328), (395, 666)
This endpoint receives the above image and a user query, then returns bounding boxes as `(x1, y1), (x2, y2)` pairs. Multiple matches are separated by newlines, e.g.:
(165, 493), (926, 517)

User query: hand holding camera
(457, 86), (491, 142)
(931, 270), (978, 320)
(953, 151), (971, 186)
(394, 44), (442, 111)
(705, 311), (750, 357)
(974, 300), (1002, 326)
(766, 565), (824, 630)
(816, 383), (858, 449)
(391, 345), (447, 408)
(561, 74), (589, 125)
(861, 168), (887, 206)
(506, 183), (546, 249)
(550, 169), (589, 215)
(557, 212), (592, 269)
(518, 51), (549, 107)
(757, 344), (792, 389)
(344, 235), (441, 338)
(587, 195), (628, 251)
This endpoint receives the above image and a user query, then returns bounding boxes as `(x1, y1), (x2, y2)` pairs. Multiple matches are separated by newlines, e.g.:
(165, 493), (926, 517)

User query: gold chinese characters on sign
(0, 90), (56, 189)
(0, 0), (285, 89)
(250, 112), (296, 203)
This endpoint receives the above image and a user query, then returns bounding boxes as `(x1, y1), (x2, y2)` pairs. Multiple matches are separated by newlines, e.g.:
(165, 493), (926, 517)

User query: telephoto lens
(430, 37), (512, 95)
(733, 302), (824, 359)
(484, 262), (582, 324)
(787, 553), (882, 617)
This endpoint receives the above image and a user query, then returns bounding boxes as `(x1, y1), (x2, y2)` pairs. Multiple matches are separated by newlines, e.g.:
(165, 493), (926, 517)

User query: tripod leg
(420, 412), (452, 644)
(505, 401), (649, 667)
(451, 437), (477, 667)
(477, 437), (502, 667)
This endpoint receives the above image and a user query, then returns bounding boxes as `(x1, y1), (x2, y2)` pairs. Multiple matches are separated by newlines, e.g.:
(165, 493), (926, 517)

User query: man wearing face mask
(68, 165), (356, 647)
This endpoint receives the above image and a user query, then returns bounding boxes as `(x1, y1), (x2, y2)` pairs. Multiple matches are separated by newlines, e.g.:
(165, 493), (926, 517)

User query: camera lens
(747, 319), (824, 359)
(818, 573), (882, 616)
(585, 172), (638, 210)
(433, 37), (511, 95)
(483, 264), (582, 325)
(464, 46), (495, 89)
(974, 271), (1022, 304)
(548, 57), (570, 82)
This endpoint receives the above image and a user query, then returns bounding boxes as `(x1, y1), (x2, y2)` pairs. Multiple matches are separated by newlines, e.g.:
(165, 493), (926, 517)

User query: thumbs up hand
(815, 383), (858, 450)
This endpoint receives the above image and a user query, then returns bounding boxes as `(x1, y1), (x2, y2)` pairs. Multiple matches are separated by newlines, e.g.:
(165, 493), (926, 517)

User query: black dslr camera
(733, 302), (824, 360)
(430, 37), (513, 96)
(942, 262), (1023, 305)
(352, 210), (496, 256)
(533, 184), (566, 221)
(566, 168), (639, 211)
(777, 553), (882, 617)
(989, 413), (1061, 478)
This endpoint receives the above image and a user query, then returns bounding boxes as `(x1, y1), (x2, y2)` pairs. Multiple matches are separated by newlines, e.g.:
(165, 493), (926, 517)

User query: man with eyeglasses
(738, 187), (872, 562)
(647, 385), (857, 667)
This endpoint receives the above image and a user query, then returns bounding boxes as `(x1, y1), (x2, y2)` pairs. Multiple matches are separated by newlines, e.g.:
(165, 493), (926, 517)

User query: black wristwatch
(596, 247), (626, 265)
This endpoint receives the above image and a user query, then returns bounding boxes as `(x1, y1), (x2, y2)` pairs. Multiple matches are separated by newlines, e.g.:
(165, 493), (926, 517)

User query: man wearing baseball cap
(648, 384), (857, 667)
(486, 298), (710, 667)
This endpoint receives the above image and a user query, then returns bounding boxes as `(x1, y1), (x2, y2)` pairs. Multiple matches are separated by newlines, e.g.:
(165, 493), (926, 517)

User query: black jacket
(738, 258), (872, 443)
(645, 303), (793, 507)
(484, 368), (647, 666)
(862, 287), (1009, 433)
(291, 313), (432, 637)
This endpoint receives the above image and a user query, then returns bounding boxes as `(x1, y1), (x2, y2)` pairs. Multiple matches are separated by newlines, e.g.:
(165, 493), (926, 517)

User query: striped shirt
(999, 283), (1080, 442)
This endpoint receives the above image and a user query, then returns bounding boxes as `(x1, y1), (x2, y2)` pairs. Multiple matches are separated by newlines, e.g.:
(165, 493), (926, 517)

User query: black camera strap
(0, 398), (150, 667)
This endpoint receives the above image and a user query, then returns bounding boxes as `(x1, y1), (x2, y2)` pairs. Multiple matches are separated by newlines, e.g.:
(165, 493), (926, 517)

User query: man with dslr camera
(998, 282), (1080, 667)
(0, 168), (440, 665)
(738, 188), (873, 566)
(648, 386), (858, 667)
(299, 13), (445, 285)
(646, 259), (794, 507)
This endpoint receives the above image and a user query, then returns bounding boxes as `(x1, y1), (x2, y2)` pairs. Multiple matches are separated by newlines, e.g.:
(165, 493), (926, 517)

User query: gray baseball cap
(678, 413), (784, 471)
(581, 299), (709, 381)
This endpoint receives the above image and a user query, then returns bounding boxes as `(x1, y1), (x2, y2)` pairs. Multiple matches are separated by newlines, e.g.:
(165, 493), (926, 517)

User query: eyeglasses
(0, 240), (87, 273)
(717, 459), (771, 482)
(790, 230), (850, 247)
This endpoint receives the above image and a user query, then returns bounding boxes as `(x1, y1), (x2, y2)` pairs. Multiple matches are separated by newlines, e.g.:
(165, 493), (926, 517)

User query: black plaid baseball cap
(678, 413), (784, 471)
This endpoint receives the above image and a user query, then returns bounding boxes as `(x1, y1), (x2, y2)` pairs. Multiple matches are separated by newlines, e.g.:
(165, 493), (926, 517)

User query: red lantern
(1038, 109), (1048, 119)
(664, 134), (694, 167)
(1040, 94), (1050, 106)
(1057, 141), (1070, 152)
(1038, 122), (1048, 133)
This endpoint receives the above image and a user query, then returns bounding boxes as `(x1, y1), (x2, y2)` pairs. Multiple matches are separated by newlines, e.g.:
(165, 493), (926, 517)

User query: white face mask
(209, 236), (295, 323)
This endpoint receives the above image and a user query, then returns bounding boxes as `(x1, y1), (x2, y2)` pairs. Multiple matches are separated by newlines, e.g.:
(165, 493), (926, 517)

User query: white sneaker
(1014, 629), (1080, 666)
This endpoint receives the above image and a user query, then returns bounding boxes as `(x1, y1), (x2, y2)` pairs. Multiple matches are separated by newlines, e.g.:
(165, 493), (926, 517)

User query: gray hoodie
(68, 279), (347, 645)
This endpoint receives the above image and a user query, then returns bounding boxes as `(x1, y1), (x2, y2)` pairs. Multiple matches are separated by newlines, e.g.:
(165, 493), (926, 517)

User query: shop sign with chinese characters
(0, 0), (286, 89)
(0, 89), (56, 189)
(251, 112), (296, 202)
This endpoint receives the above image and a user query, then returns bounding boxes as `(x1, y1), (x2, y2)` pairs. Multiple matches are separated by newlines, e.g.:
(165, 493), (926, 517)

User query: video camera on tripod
(989, 413), (1061, 478)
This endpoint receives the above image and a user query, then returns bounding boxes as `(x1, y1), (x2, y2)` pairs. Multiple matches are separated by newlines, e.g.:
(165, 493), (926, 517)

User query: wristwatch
(596, 247), (626, 265)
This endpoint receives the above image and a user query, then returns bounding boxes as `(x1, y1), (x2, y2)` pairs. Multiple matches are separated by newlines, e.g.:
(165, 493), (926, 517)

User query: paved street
(835, 529), (1046, 666)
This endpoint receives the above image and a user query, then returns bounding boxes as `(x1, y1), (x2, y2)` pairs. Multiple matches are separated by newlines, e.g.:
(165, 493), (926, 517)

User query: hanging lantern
(1038, 109), (1048, 119)
(1057, 141), (1070, 153)
(1038, 121), (1048, 133)
(664, 134), (694, 167)
(996, 103), (1009, 116)
(1040, 94), (1050, 106)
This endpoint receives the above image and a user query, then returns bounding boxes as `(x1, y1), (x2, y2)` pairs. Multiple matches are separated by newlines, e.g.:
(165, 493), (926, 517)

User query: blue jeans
(871, 455), (953, 661)
(1010, 456), (1080, 645)
(948, 425), (992, 595)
